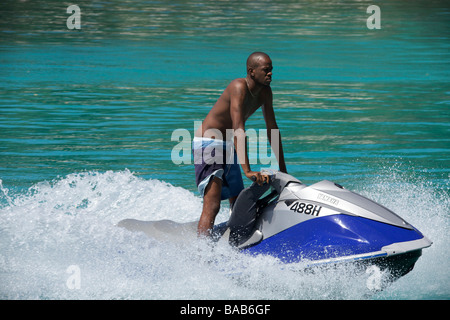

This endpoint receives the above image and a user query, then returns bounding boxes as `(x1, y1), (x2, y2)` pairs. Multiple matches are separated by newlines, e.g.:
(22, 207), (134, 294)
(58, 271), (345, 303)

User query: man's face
(252, 58), (273, 87)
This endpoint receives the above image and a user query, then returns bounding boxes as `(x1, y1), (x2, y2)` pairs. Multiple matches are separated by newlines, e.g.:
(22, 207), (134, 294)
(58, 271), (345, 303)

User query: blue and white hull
(221, 172), (432, 281)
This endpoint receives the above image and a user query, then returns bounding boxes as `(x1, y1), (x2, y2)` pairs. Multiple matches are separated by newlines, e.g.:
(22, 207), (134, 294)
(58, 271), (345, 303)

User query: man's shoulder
(259, 84), (273, 101)
(222, 78), (247, 97)
(228, 78), (246, 89)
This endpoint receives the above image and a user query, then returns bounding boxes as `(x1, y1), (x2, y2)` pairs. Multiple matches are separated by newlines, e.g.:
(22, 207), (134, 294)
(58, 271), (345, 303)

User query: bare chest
(242, 96), (263, 120)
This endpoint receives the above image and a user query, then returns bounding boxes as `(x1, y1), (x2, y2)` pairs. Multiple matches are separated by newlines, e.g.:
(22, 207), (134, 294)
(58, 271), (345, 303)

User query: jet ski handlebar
(250, 170), (303, 193)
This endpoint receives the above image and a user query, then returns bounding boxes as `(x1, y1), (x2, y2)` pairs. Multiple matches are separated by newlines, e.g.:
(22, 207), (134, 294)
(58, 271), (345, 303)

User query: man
(193, 52), (287, 238)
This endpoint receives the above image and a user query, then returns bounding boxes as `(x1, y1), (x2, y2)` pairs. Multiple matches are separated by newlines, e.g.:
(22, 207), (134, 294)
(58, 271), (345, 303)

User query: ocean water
(0, 0), (449, 300)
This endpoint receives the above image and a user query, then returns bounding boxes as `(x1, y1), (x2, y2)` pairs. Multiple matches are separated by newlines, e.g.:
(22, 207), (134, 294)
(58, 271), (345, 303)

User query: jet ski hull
(243, 214), (425, 263)
(222, 172), (432, 285)
(241, 214), (428, 282)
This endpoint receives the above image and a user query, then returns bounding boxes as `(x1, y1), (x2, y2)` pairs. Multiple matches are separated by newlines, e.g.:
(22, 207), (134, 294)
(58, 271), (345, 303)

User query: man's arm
(229, 81), (269, 185)
(262, 89), (287, 173)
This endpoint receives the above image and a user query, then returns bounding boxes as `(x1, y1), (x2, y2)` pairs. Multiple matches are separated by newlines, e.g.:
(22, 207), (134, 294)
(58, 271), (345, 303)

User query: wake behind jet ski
(213, 171), (432, 283)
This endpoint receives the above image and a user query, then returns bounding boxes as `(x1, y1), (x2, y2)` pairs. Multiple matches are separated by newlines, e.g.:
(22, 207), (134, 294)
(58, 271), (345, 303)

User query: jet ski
(213, 171), (432, 282)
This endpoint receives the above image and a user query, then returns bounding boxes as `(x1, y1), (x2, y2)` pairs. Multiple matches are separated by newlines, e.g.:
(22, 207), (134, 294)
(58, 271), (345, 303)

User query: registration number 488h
(290, 202), (322, 216)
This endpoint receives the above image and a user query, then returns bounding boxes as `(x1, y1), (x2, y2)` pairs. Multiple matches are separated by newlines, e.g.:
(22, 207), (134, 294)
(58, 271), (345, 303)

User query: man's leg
(197, 176), (222, 238)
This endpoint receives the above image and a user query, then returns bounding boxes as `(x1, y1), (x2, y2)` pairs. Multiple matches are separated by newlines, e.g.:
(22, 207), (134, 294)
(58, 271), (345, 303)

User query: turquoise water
(0, 0), (449, 299)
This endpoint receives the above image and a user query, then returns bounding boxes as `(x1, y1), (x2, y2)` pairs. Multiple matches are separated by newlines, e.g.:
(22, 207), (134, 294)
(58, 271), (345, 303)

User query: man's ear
(247, 67), (255, 77)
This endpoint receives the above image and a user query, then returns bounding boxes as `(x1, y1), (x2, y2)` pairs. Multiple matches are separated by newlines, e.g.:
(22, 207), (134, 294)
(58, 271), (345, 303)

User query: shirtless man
(193, 52), (287, 238)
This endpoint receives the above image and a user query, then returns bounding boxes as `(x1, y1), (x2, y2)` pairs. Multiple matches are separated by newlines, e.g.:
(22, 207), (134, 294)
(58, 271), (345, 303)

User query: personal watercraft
(118, 171), (432, 286)
(213, 171), (432, 282)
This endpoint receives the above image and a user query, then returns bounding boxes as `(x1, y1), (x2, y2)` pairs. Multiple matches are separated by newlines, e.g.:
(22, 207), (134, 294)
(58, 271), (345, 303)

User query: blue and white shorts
(193, 137), (244, 200)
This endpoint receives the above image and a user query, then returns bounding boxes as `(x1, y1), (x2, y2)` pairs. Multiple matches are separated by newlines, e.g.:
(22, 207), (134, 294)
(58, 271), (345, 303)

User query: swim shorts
(193, 137), (244, 200)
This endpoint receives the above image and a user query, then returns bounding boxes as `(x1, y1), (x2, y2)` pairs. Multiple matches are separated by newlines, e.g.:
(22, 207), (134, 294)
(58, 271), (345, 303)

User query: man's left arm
(262, 88), (287, 173)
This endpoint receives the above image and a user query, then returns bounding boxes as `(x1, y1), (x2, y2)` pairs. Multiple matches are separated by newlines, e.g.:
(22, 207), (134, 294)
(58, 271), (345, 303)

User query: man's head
(246, 52), (273, 86)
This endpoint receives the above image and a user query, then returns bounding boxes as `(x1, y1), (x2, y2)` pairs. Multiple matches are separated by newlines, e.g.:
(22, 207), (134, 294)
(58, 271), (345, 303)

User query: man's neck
(245, 76), (263, 97)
